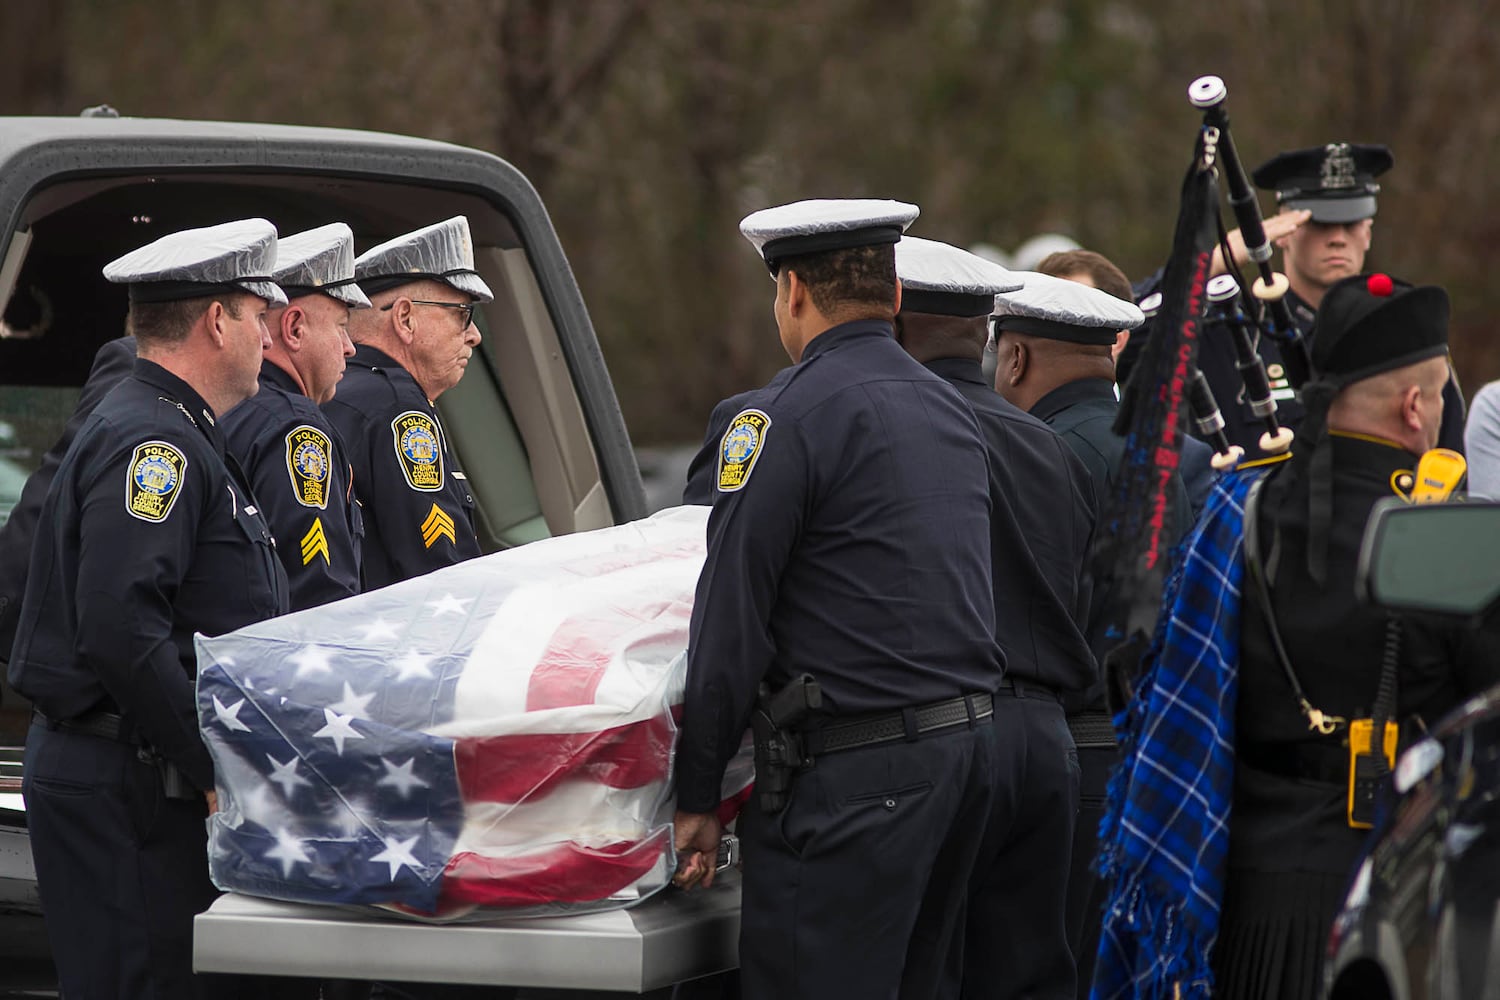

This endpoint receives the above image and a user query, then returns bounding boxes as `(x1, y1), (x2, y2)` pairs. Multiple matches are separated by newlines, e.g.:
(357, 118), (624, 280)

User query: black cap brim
(1283, 194), (1377, 225)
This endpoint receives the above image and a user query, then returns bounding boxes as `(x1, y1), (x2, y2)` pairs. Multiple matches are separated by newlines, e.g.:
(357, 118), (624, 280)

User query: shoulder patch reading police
(718, 409), (771, 492)
(285, 425), (333, 509)
(125, 440), (188, 522)
(391, 410), (445, 492)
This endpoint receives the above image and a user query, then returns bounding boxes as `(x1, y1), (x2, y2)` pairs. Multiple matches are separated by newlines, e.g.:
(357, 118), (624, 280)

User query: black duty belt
(33, 708), (141, 746)
(803, 693), (993, 757)
(1066, 710), (1119, 749)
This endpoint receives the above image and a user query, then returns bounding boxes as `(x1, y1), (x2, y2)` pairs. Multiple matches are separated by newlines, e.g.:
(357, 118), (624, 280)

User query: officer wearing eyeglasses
(322, 216), (492, 589)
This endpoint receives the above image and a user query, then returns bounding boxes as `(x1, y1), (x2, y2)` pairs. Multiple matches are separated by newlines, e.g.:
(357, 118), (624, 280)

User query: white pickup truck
(0, 111), (735, 996)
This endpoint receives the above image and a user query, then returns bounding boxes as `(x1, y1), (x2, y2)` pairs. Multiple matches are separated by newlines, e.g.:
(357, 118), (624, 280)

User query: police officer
(991, 271), (1174, 589)
(1250, 142), (1465, 453)
(990, 274), (1196, 994)
(672, 200), (1000, 999)
(1035, 248), (1218, 523)
(8, 219), (290, 998)
(323, 217), (491, 589)
(1250, 143), (1390, 333)
(223, 223), (370, 610)
(1213, 273), (1500, 999)
(894, 236), (1094, 999)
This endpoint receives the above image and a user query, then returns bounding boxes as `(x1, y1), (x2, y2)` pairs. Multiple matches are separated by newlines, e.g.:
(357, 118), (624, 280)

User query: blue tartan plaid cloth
(1090, 469), (1264, 1000)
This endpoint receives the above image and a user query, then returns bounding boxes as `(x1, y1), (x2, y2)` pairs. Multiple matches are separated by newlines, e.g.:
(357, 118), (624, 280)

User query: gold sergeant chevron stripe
(300, 517), (331, 566)
(422, 503), (457, 549)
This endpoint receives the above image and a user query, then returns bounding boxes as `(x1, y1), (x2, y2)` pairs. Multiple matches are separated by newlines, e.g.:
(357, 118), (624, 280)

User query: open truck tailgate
(194, 875), (741, 993)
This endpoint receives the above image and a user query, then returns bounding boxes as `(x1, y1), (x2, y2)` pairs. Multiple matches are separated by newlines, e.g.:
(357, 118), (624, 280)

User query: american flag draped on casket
(196, 506), (748, 920)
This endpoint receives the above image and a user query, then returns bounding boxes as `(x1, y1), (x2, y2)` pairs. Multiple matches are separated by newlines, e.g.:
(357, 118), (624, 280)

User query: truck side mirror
(1357, 498), (1500, 620)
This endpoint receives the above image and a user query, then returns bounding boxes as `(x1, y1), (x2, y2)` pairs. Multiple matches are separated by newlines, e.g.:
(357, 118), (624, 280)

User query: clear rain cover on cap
(992, 270), (1145, 330)
(272, 223), (372, 309)
(354, 216), (495, 304)
(738, 198), (920, 256)
(896, 236), (1025, 295)
(103, 218), (287, 306)
(196, 506), (753, 922)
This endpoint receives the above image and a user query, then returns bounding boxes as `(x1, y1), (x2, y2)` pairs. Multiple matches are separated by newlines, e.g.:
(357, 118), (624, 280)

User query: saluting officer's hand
(1210, 210), (1312, 278)
(672, 809), (723, 890)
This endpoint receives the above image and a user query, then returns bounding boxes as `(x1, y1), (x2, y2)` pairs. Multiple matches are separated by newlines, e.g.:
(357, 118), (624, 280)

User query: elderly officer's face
(408, 285), (482, 401)
(1278, 215), (1373, 295)
(300, 294), (355, 405)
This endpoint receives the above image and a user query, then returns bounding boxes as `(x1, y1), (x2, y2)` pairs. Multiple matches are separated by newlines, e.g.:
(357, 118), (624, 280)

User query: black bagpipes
(1182, 74), (1304, 470)
(1094, 75), (1306, 697)
(1189, 76), (1312, 396)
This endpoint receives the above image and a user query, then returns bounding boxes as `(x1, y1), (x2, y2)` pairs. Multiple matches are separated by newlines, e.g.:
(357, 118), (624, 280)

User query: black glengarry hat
(1311, 272), (1449, 382)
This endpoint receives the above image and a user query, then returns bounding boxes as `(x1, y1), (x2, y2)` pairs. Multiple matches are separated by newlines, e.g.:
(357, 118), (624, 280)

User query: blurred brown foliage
(3, 0), (1498, 442)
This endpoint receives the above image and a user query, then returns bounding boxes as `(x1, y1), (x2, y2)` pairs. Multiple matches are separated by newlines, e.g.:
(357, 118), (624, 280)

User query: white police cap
(104, 218), (287, 306)
(354, 216), (494, 303)
(271, 223), (372, 309)
(992, 270), (1144, 345)
(896, 236), (1024, 317)
(740, 199), (919, 277)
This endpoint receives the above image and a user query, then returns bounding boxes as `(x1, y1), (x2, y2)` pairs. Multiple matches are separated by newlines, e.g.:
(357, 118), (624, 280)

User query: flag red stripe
(437, 828), (672, 907)
(525, 598), (692, 712)
(717, 782), (752, 828)
(454, 709), (680, 802)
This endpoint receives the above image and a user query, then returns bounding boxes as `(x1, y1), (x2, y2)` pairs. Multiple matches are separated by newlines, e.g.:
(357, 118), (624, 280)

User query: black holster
(752, 674), (822, 815)
(138, 746), (200, 801)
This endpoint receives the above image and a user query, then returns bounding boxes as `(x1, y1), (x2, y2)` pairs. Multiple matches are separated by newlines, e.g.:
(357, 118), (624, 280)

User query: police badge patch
(392, 410), (444, 491)
(717, 409), (771, 492)
(285, 425), (332, 509)
(125, 440), (188, 522)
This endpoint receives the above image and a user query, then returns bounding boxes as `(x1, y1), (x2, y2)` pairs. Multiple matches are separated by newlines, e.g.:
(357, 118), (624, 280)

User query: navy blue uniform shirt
(7, 358), (289, 791)
(926, 357), (1097, 694)
(223, 360), (363, 610)
(1032, 376), (1192, 686)
(675, 320), (1004, 813)
(322, 344), (480, 590)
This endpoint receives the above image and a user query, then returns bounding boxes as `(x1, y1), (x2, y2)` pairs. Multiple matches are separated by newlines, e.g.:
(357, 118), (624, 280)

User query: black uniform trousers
(1063, 739), (1115, 999)
(737, 719), (994, 1000)
(22, 723), (274, 1000)
(954, 684), (1079, 1000)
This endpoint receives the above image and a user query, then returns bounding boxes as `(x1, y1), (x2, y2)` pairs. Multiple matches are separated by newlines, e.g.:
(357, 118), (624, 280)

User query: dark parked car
(1324, 498), (1500, 1000)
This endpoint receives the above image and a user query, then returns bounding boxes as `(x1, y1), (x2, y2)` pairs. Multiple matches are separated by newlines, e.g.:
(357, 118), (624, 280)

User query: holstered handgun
(138, 746), (200, 801)
(751, 674), (822, 815)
